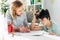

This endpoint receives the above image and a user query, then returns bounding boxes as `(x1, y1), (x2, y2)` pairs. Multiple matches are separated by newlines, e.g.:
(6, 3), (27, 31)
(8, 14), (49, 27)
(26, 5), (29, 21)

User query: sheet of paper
(14, 31), (44, 36)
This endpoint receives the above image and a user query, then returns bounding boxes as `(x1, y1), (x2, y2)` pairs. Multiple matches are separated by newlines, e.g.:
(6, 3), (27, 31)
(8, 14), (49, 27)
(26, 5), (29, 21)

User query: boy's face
(16, 5), (24, 16)
(39, 18), (49, 26)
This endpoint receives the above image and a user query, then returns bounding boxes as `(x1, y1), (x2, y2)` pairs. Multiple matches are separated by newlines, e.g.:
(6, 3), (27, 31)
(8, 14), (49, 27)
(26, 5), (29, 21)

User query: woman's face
(15, 5), (24, 16)
(39, 18), (49, 26)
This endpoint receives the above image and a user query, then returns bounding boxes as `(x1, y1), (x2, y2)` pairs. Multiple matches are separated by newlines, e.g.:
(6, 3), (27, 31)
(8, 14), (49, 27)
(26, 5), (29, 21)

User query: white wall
(52, 0), (60, 26)
(43, 0), (60, 26)
(43, 0), (53, 21)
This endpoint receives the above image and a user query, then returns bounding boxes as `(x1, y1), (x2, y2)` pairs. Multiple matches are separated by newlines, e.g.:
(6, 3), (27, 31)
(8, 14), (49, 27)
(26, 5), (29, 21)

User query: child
(31, 9), (60, 36)
(6, 0), (30, 33)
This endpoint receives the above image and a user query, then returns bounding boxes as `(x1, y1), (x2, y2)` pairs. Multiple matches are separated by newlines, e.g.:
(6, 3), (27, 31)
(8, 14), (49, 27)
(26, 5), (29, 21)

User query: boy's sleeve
(55, 26), (60, 35)
(47, 28), (53, 32)
(52, 24), (60, 35)
(41, 26), (47, 31)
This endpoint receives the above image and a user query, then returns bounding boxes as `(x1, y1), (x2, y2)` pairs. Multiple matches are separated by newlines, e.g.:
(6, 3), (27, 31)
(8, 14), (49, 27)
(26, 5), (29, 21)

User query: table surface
(4, 30), (60, 40)
(14, 30), (46, 36)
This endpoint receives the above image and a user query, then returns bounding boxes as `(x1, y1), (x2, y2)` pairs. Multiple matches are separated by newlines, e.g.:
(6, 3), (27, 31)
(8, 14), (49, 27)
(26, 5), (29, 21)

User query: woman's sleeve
(23, 13), (28, 27)
(6, 10), (13, 24)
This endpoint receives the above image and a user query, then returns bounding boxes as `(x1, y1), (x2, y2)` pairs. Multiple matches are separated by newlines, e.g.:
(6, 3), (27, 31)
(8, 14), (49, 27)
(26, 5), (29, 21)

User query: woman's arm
(6, 9), (13, 24)
(23, 13), (28, 27)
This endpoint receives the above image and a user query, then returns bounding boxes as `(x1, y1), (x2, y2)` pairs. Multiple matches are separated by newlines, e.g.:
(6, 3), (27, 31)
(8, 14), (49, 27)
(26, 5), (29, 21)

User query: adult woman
(6, 0), (30, 32)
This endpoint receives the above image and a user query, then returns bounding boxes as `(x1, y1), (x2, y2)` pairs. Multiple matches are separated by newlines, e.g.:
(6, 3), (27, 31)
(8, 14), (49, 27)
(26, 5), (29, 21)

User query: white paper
(14, 30), (45, 36)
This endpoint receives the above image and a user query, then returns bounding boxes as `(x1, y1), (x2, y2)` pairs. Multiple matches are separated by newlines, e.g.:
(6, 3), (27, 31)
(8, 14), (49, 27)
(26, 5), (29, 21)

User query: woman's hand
(20, 27), (30, 33)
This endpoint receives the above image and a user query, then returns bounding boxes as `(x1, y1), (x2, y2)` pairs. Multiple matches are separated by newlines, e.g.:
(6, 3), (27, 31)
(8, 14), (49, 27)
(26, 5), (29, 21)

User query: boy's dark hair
(36, 9), (51, 20)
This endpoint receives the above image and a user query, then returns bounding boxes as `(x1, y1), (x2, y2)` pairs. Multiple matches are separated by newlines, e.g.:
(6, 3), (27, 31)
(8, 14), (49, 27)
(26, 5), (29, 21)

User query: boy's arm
(30, 13), (36, 30)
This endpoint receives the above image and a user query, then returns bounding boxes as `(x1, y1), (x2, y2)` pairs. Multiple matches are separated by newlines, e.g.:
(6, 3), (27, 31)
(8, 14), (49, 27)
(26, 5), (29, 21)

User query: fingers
(20, 27), (24, 32)
(49, 32), (55, 35)
(19, 27), (30, 33)
(34, 10), (39, 15)
(57, 34), (60, 36)
(32, 26), (41, 31)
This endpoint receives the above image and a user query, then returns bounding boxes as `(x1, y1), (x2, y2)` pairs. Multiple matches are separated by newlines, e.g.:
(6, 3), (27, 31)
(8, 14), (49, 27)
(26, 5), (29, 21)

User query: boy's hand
(32, 26), (41, 31)
(33, 10), (39, 19)
(57, 34), (60, 36)
(49, 32), (55, 35)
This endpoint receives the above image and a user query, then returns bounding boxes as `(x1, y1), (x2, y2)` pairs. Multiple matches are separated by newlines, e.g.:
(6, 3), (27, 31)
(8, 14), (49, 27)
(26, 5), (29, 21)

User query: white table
(13, 36), (54, 40)
(4, 30), (60, 40)
(4, 34), (54, 40)
(14, 30), (45, 36)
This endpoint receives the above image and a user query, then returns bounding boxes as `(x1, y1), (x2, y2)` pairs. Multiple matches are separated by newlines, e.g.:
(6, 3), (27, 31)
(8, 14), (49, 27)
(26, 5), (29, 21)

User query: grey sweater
(6, 10), (28, 28)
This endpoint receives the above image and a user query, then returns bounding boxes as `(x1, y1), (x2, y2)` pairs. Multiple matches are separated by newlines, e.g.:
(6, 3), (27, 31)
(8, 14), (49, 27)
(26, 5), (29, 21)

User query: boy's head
(36, 9), (51, 26)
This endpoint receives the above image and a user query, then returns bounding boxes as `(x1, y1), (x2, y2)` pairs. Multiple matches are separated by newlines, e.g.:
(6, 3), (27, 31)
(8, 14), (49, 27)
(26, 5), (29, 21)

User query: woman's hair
(36, 9), (51, 20)
(10, 0), (23, 19)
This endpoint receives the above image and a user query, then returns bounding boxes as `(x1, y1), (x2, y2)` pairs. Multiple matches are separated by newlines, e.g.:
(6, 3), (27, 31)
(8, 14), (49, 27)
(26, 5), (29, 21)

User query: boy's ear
(48, 18), (50, 20)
